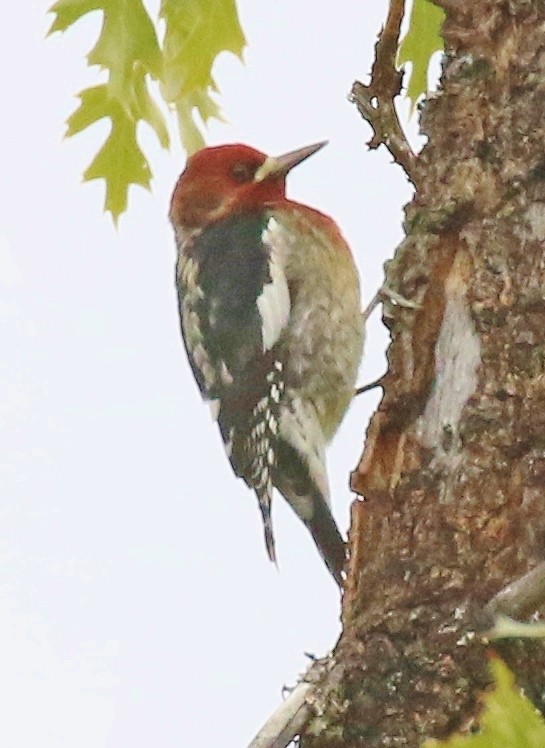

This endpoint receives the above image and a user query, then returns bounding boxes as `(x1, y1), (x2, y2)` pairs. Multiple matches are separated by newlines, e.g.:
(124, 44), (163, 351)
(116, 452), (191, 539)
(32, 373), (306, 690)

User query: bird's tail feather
(273, 432), (346, 586)
(303, 500), (346, 587)
(257, 485), (276, 565)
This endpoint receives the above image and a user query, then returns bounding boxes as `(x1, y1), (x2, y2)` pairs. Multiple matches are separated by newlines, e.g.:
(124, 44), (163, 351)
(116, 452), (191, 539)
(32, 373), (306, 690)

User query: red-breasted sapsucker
(169, 141), (363, 585)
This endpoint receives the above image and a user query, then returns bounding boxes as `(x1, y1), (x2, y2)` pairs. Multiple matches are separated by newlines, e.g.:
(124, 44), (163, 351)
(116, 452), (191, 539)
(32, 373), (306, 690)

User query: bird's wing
(177, 213), (290, 404)
(177, 213), (291, 564)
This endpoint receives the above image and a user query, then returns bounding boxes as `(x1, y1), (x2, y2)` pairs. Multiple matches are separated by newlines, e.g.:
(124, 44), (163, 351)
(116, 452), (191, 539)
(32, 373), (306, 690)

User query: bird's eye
(231, 163), (255, 183)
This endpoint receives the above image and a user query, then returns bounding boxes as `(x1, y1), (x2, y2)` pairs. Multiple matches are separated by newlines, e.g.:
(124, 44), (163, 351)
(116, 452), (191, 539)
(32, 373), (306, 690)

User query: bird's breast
(267, 208), (364, 441)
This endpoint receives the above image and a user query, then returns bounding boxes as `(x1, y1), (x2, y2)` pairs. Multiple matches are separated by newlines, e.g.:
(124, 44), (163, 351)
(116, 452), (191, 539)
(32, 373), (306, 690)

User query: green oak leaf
(398, 0), (445, 109)
(160, 0), (245, 155)
(68, 85), (151, 221)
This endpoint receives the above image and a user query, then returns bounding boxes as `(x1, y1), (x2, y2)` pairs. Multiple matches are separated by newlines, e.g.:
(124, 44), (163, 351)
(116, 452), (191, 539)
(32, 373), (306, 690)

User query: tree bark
(304, 0), (545, 744)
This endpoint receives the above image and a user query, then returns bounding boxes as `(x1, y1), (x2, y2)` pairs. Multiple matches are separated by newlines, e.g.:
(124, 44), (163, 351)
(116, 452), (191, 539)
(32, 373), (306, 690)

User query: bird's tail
(275, 469), (347, 587)
(256, 484), (277, 565)
(302, 498), (346, 587)
(272, 409), (347, 587)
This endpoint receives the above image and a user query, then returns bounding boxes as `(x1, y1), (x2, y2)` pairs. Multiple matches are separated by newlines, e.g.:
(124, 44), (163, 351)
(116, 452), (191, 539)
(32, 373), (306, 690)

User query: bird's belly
(280, 286), (363, 441)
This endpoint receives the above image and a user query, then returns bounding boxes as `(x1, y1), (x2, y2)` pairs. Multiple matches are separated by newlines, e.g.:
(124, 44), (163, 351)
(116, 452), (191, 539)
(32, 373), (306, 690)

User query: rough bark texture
(303, 0), (545, 744)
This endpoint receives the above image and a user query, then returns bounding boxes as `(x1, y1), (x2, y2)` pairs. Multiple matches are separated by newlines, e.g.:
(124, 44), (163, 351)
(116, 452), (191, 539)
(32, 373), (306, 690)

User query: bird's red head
(169, 141), (327, 229)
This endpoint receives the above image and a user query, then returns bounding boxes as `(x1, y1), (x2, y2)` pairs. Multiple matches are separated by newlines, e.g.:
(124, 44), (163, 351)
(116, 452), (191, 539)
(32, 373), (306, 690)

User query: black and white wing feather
(177, 213), (289, 401)
(176, 213), (290, 561)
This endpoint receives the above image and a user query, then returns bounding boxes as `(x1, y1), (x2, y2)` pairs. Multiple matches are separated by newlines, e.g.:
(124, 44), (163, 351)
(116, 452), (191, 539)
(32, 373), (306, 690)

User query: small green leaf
(67, 86), (158, 222)
(423, 656), (545, 747)
(398, 0), (445, 109)
(83, 100), (151, 222)
(486, 614), (545, 640)
(160, 0), (246, 154)
(48, 0), (170, 221)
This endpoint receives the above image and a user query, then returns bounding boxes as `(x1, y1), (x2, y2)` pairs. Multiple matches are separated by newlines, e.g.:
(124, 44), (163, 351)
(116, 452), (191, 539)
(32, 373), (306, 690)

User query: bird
(169, 141), (363, 586)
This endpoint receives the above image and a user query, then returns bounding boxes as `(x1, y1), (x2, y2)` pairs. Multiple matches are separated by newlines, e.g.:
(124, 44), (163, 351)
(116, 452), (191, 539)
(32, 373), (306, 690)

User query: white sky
(1, 2), (417, 746)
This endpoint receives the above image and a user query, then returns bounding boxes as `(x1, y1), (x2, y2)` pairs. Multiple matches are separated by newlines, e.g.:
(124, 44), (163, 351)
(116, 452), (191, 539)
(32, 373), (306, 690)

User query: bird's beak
(254, 141), (328, 183)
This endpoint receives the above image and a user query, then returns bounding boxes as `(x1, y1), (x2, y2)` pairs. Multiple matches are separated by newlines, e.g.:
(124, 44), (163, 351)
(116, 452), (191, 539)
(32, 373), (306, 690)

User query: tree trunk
(305, 0), (545, 744)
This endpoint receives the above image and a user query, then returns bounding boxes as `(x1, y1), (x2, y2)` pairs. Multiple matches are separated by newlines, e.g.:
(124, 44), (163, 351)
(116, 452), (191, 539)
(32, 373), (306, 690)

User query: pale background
(1, 2), (417, 746)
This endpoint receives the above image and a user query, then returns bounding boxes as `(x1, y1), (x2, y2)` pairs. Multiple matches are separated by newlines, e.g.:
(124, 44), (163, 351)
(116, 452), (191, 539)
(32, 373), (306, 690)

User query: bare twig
(355, 376), (384, 397)
(355, 284), (421, 397)
(485, 614), (545, 640)
(247, 657), (344, 748)
(349, 0), (417, 183)
(362, 289), (382, 325)
(248, 678), (312, 748)
(485, 561), (545, 620)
